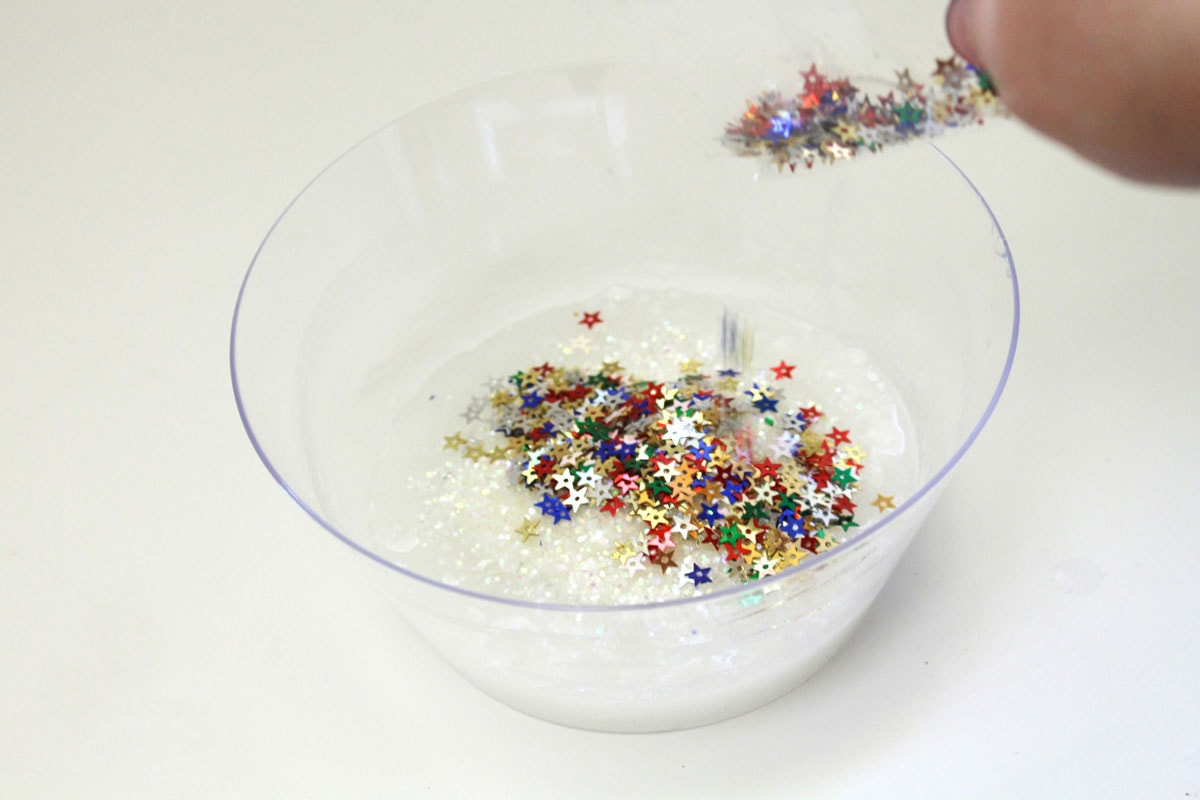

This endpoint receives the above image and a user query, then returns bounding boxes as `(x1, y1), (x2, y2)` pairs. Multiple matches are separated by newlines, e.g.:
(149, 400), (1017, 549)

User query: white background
(4, 2), (1200, 797)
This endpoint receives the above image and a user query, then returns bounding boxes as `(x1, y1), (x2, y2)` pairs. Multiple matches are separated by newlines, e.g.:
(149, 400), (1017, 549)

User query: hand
(946, 0), (1200, 185)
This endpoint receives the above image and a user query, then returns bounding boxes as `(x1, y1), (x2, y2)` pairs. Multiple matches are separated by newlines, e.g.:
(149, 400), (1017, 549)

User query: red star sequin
(754, 458), (781, 478)
(800, 405), (824, 422)
(769, 360), (795, 380)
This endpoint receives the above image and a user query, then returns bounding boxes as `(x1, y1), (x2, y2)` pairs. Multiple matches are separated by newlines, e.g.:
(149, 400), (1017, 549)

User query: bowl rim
(230, 63), (1020, 614)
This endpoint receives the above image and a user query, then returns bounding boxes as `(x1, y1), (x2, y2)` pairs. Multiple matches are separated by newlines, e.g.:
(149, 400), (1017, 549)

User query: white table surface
(5, 2), (1200, 797)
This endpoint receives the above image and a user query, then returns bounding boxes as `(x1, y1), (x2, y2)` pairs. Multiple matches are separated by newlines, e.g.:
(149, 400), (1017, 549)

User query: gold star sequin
(842, 443), (867, 462)
(777, 544), (808, 569)
(871, 494), (897, 513)
(515, 518), (541, 542)
(800, 428), (825, 456)
(612, 541), (636, 562)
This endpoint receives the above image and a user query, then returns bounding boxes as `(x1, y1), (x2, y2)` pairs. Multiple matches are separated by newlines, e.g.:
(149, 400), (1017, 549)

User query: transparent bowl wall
(232, 63), (1017, 732)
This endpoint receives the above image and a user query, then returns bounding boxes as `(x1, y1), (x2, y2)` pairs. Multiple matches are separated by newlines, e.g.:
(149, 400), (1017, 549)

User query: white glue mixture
(367, 287), (919, 605)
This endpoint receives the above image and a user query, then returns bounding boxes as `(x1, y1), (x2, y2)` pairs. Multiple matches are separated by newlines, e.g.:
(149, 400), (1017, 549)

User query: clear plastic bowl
(231, 63), (1018, 732)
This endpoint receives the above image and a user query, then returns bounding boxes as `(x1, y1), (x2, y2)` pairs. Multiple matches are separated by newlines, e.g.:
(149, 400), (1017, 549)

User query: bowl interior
(231, 62), (1018, 609)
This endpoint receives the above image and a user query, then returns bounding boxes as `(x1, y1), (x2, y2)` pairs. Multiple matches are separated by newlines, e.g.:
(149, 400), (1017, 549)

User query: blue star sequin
(698, 502), (723, 524)
(613, 441), (637, 460)
(752, 396), (779, 413)
(720, 478), (748, 504)
(689, 439), (716, 462)
(685, 564), (713, 587)
(766, 115), (793, 139)
(595, 439), (619, 461)
(535, 493), (571, 524)
(777, 510), (806, 539)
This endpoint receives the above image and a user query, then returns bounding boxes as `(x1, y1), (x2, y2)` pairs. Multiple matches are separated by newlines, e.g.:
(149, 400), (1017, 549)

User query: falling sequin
(722, 55), (1005, 172)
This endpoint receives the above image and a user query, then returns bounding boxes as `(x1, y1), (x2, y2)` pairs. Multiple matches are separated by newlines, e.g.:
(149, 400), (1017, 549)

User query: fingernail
(946, 0), (979, 64)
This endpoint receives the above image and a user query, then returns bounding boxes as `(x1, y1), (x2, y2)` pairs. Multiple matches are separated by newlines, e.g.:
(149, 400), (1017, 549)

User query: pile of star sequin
(722, 55), (1003, 171)
(445, 356), (873, 586)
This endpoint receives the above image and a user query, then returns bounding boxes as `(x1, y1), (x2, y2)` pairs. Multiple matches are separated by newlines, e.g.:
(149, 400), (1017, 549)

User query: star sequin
(769, 360), (795, 380)
(684, 563), (712, 586)
(828, 427), (851, 445)
(933, 56), (967, 90)
(623, 554), (647, 576)
(534, 493), (571, 524)
(578, 311), (603, 329)
(894, 68), (922, 97)
(871, 494), (896, 513)
(751, 555), (778, 578)
(751, 395), (779, 413)
(698, 502), (723, 524)
(600, 496), (624, 516)
(842, 443), (866, 462)
(515, 517), (541, 542)
(799, 405), (824, 423)
(612, 541), (636, 562)
(650, 548), (679, 573)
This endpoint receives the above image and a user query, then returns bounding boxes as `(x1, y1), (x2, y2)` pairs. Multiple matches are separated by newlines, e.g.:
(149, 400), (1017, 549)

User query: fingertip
(946, 0), (981, 66)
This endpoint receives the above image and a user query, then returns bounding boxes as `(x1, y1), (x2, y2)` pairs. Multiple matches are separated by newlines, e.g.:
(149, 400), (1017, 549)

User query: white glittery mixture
(366, 287), (919, 606)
